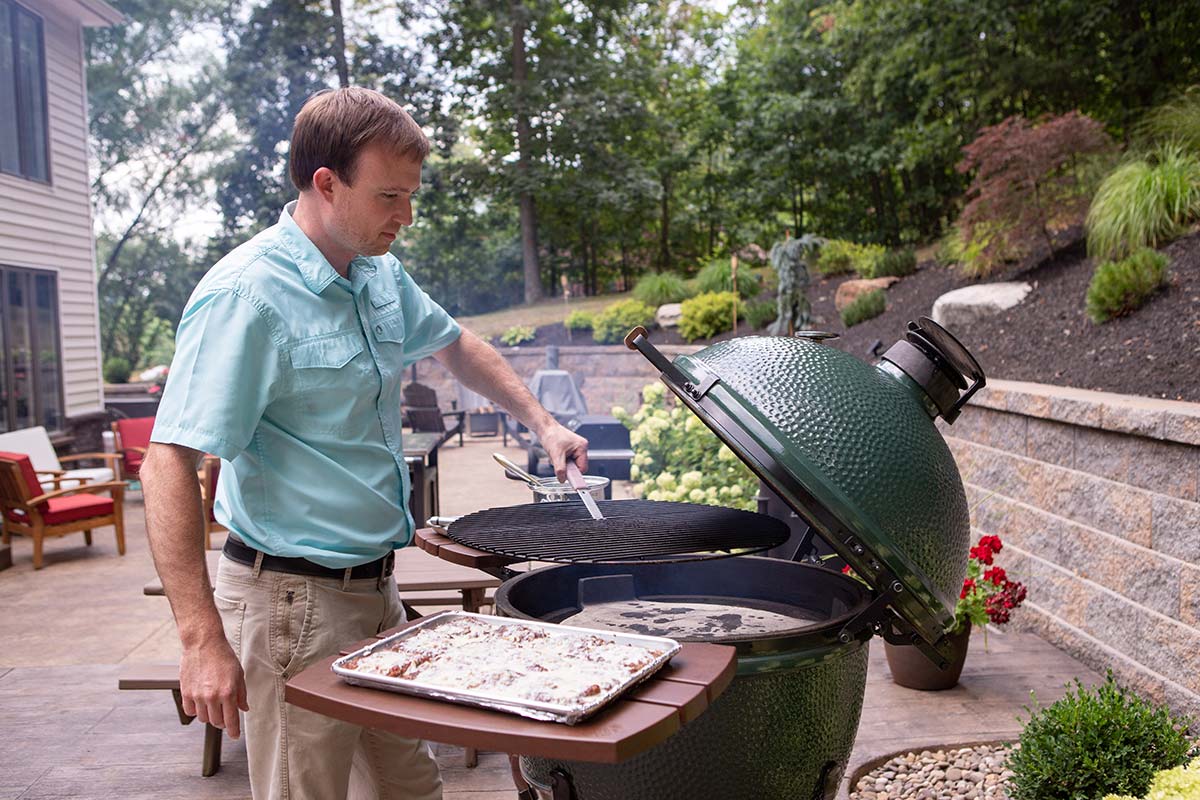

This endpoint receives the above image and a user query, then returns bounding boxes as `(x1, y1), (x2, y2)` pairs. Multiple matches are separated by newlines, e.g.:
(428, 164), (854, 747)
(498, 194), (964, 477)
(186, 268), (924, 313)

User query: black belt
(223, 536), (394, 580)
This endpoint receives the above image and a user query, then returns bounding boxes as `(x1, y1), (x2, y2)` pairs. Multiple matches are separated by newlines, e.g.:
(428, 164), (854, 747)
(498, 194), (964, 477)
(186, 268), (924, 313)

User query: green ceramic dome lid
(624, 320), (986, 667)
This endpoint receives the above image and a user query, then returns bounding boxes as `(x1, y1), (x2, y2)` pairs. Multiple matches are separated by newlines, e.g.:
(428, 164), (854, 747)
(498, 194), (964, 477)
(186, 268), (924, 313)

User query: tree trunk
(658, 172), (671, 270)
(512, 3), (542, 304)
(330, 0), (349, 88)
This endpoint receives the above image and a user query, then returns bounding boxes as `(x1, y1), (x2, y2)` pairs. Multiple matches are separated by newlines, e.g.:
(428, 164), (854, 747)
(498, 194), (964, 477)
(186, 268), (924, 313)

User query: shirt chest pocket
(289, 331), (371, 390)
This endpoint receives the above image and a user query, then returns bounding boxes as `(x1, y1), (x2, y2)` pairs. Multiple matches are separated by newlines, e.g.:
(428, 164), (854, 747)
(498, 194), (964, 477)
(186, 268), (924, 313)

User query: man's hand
(539, 421), (590, 483)
(180, 636), (249, 739)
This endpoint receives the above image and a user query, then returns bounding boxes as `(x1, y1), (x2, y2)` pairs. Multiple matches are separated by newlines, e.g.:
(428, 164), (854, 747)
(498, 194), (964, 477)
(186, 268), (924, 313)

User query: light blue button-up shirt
(151, 203), (461, 567)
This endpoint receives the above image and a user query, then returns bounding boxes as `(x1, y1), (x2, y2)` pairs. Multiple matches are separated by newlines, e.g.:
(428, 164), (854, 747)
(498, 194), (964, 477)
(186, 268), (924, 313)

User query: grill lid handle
(880, 317), (985, 424)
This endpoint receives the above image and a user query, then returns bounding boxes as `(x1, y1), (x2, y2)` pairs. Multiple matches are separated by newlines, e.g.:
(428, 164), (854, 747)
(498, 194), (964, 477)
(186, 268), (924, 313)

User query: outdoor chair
(402, 383), (465, 446)
(199, 455), (226, 550)
(0, 451), (126, 570)
(0, 426), (119, 492)
(456, 383), (500, 437)
(111, 416), (156, 481)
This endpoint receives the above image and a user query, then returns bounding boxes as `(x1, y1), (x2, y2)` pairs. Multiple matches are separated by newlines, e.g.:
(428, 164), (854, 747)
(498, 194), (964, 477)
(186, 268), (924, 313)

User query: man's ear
(311, 166), (337, 202)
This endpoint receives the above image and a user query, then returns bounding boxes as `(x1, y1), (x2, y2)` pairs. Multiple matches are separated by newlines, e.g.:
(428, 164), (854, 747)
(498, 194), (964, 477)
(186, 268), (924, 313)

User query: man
(141, 87), (588, 799)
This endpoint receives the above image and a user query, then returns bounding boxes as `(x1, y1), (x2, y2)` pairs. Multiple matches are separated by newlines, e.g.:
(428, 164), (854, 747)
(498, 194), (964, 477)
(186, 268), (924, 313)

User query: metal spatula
(565, 460), (604, 521)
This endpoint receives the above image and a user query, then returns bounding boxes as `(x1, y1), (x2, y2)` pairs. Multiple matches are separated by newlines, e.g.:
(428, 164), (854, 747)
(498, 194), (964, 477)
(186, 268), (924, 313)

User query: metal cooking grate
(443, 500), (790, 564)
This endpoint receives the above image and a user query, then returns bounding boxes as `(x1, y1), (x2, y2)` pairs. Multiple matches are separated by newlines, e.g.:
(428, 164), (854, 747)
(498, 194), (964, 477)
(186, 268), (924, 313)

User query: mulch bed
(498, 231), (1200, 402)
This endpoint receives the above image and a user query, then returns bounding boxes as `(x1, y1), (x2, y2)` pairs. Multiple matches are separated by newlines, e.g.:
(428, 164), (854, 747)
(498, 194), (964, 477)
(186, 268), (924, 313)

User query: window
(0, 0), (48, 182)
(0, 266), (63, 433)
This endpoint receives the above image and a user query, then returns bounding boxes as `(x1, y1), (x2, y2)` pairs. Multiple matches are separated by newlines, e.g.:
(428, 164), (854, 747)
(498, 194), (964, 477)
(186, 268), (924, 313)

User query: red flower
(979, 535), (1003, 554)
(969, 544), (994, 565)
(983, 567), (1007, 585)
(960, 578), (976, 599)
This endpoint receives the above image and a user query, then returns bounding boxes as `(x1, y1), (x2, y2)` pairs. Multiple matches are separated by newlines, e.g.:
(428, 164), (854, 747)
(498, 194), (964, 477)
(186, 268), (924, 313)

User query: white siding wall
(0, 1), (103, 419)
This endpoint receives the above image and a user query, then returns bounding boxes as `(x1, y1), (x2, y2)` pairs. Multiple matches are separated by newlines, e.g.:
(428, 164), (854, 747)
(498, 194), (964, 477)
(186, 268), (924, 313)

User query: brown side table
(285, 618), (736, 765)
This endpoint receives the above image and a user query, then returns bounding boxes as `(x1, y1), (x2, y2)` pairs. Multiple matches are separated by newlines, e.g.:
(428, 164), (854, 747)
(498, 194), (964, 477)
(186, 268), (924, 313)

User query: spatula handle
(564, 460), (588, 491)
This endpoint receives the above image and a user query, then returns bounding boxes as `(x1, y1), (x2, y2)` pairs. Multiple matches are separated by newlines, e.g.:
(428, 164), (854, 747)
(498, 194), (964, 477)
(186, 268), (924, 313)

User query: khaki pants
(214, 554), (443, 800)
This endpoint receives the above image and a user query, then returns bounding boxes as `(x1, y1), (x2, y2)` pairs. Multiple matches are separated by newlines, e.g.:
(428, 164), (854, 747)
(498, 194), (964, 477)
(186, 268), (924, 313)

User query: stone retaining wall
(408, 344), (701, 419)
(943, 380), (1200, 720)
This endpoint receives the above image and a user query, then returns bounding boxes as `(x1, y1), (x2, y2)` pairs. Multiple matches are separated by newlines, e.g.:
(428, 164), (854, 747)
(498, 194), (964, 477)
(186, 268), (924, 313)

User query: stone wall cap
(969, 379), (1200, 445)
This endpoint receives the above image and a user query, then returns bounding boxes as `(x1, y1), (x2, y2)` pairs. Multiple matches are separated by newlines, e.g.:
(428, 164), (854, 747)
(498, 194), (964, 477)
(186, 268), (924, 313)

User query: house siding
(0, 0), (104, 424)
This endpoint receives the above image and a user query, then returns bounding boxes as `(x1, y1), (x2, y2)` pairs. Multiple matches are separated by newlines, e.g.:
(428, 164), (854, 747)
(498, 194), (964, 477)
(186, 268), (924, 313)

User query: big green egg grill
(491, 317), (986, 800)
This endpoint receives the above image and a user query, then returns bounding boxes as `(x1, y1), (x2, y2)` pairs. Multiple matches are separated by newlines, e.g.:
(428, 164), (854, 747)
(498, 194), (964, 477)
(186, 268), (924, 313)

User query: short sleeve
(395, 260), (461, 366)
(151, 289), (283, 461)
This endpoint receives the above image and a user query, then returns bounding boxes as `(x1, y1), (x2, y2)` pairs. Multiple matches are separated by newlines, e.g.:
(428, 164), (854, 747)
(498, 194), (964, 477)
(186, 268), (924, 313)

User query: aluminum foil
(332, 610), (682, 725)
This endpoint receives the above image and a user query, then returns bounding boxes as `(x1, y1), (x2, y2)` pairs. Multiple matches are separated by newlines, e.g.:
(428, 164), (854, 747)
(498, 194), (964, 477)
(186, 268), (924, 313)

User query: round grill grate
(443, 500), (790, 564)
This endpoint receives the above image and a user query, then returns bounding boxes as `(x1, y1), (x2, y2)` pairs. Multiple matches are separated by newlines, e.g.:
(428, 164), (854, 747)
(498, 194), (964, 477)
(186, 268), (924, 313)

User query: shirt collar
(278, 201), (349, 296)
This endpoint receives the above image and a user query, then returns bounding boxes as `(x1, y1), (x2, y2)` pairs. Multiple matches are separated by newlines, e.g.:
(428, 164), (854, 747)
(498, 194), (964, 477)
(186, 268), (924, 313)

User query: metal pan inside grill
(442, 499), (789, 564)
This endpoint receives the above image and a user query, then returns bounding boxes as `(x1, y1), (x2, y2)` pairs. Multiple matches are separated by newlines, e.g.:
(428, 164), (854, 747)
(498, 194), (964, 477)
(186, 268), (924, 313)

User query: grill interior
(444, 500), (789, 564)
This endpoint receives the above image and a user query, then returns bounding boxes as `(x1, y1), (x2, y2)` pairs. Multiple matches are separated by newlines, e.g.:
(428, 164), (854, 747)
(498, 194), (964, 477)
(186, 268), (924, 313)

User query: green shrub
(1087, 143), (1200, 262)
(633, 272), (693, 306)
(866, 248), (917, 279)
(679, 291), (738, 342)
(1103, 756), (1200, 800)
(938, 223), (1019, 278)
(744, 299), (778, 330)
(592, 299), (657, 344)
(563, 310), (595, 331)
(1008, 672), (1195, 800)
(694, 259), (760, 299)
(814, 239), (888, 278)
(839, 289), (886, 327)
(103, 356), (132, 384)
(499, 325), (536, 346)
(813, 239), (860, 276)
(1086, 248), (1170, 323)
(1135, 87), (1200, 153)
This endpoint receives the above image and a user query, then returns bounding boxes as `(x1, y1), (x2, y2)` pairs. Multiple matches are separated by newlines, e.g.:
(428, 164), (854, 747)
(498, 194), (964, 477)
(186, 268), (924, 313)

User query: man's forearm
(141, 443), (224, 647)
(435, 328), (558, 437)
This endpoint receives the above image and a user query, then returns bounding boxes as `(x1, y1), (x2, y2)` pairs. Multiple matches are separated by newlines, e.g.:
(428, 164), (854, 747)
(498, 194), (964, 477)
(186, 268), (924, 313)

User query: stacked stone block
(943, 380), (1200, 720)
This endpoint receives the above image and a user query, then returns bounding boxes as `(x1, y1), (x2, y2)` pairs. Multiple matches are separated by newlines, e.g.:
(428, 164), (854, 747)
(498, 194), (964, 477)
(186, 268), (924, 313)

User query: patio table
(285, 617), (736, 764)
(404, 431), (444, 524)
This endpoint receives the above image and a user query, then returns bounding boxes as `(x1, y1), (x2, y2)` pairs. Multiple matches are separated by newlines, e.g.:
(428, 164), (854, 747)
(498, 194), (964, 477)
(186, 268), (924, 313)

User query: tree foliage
(957, 112), (1114, 273)
(86, 0), (1200, 362)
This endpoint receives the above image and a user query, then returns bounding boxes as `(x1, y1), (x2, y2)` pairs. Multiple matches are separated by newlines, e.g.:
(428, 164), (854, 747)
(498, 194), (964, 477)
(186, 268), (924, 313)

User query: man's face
(328, 143), (421, 258)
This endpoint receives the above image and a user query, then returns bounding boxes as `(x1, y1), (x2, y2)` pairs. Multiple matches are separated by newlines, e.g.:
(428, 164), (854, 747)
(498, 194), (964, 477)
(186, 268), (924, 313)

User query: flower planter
(884, 622), (972, 690)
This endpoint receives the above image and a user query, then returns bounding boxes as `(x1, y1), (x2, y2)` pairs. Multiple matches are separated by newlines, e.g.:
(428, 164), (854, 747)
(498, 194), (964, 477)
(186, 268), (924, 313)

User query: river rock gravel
(849, 744), (1016, 800)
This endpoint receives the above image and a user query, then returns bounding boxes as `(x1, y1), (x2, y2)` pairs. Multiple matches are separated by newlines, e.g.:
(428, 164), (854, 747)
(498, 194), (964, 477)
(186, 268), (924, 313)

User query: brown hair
(288, 87), (430, 191)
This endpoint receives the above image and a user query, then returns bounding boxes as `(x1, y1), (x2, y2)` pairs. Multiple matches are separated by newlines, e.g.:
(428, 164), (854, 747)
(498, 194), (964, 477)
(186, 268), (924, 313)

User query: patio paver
(0, 436), (1100, 799)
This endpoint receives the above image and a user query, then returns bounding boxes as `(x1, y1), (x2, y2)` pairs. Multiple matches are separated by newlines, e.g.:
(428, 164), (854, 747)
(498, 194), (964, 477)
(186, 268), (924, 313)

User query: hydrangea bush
(613, 383), (759, 511)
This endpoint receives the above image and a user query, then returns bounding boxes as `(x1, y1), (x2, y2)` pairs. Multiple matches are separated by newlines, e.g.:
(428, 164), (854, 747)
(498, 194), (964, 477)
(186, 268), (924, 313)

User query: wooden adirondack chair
(0, 451), (126, 569)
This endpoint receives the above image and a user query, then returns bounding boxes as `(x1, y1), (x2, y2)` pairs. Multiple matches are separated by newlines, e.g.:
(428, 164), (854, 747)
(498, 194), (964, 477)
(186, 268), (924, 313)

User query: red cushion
(0, 450), (48, 500)
(116, 416), (155, 474)
(44, 494), (114, 525)
(5, 494), (114, 526)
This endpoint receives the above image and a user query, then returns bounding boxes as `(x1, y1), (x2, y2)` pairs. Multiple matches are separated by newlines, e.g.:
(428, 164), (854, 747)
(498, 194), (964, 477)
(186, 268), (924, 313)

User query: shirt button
(375, 324), (383, 334)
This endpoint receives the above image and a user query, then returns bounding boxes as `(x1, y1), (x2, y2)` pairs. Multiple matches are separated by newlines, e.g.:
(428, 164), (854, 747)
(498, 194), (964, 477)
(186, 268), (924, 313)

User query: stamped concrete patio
(0, 435), (1099, 800)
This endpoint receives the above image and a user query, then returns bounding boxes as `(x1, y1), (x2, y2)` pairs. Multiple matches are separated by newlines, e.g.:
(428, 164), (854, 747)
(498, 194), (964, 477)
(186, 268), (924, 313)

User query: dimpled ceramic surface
(675, 336), (970, 624)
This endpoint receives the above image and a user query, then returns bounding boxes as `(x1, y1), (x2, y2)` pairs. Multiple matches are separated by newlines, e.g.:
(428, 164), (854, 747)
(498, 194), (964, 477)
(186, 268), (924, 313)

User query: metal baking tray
(332, 610), (681, 725)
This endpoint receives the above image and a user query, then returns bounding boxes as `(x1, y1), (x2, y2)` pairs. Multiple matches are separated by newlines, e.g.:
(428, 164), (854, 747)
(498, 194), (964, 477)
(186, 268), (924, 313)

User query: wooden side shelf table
(285, 617), (737, 765)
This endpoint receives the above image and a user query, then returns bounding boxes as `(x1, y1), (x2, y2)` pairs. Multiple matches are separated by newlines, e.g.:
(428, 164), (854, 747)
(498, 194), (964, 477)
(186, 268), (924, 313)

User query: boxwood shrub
(592, 299), (657, 344)
(1085, 248), (1169, 323)
(1008, 673), (1195, 800)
